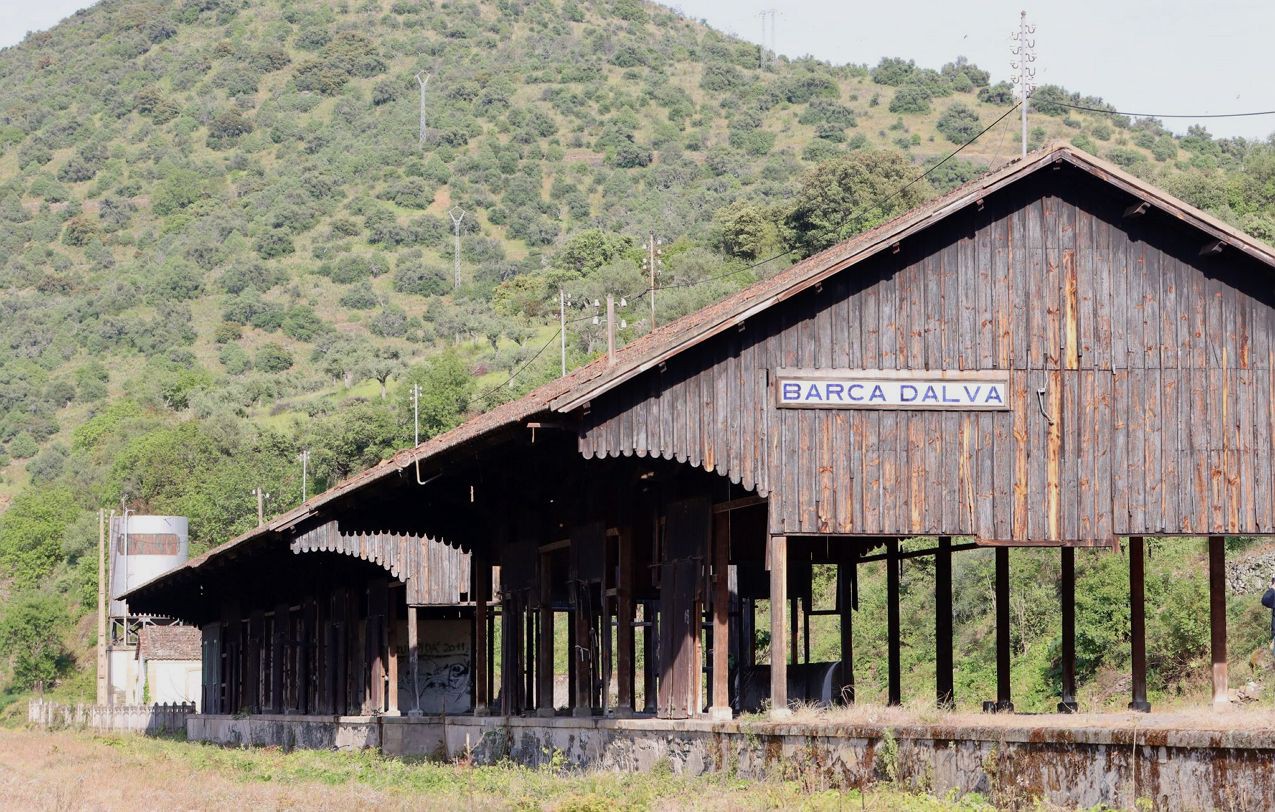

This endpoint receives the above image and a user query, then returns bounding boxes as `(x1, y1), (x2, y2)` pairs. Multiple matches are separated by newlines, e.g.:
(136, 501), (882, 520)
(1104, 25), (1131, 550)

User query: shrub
(395, 263), (451, 295)
(254, 343), (293, 372)
(871, 57), (915, 86)
(936, 103), (982, 145)
(889, 86), (931, 115)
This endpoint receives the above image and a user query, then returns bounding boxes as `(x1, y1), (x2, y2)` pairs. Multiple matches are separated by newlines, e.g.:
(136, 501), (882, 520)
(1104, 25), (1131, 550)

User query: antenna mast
(1011, 10), (1037, 158)
(758, 9), (776, 68)
(415, 72), (431, 146)
(448, 206), (467, 289)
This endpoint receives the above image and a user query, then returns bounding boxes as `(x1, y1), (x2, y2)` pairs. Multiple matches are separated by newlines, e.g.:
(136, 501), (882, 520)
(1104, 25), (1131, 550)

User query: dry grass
(0, 728), (990, 812)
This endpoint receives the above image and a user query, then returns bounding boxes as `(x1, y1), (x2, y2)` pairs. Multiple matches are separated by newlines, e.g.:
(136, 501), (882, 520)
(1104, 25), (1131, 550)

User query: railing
(27, 699), (194, 735)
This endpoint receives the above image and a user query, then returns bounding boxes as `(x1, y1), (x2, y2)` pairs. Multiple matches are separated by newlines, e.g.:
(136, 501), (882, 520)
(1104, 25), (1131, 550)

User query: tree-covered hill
(2, 0), (1275, 707)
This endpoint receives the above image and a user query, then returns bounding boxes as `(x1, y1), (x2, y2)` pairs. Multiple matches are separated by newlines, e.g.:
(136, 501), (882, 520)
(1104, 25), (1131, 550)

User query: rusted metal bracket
(1036, 386), (1055, 426)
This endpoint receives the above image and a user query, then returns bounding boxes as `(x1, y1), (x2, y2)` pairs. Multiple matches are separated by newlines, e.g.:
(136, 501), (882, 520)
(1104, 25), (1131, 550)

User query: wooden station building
(127, 145), (1275, 722)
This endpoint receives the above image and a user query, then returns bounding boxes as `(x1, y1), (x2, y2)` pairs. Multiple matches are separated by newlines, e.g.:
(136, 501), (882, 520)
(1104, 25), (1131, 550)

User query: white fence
(27, 699), (193, 735)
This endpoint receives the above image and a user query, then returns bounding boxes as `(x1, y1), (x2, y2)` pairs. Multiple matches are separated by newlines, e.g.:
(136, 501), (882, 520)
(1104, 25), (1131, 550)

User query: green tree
(0, 486), (81, 587)
(0, 592), (71, 689)
(783, 151), (931, 257)
(397, 351), (474, 442)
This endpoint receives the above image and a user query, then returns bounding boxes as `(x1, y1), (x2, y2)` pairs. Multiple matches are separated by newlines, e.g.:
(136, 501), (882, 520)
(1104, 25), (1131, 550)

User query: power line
(503, 100), (1021, 392)
(1056, 102), (1275, 120)
(475, 326), (563, 403)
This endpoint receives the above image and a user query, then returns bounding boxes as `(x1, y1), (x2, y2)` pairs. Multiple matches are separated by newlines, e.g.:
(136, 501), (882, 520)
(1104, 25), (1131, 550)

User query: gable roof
(137, 625), (201, 661)
(124, 142), (1275, 598)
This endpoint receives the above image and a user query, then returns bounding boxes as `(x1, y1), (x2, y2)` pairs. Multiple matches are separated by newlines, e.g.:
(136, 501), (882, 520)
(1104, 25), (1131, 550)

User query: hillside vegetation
(1, 0), (1275, 709)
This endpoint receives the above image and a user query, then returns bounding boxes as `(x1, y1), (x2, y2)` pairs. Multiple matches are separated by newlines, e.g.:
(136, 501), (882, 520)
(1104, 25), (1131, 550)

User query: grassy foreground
(0, 728), (999, 811)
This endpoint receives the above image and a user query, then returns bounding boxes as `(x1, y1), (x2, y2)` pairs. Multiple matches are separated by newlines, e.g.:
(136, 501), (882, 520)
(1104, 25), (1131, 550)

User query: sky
(1, 0), (1273, 139)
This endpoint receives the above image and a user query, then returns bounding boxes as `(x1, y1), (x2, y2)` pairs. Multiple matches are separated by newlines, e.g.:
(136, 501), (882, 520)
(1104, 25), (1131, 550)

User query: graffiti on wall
(399, 619), (471, 714)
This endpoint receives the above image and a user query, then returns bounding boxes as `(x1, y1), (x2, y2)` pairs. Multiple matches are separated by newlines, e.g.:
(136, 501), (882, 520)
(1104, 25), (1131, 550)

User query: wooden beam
(859, 542), (979, 562)
(472, 557), (490, 714)
(407, 606), (421, 716)
(386, 606), (399, 715)
(537, 552), (555, 717)
(935, 537), (954, 709)
(1128, 536), (1151, 712)
(886, 540), (900, 706)
(271, 602), (287, 714)
(984, 547), (1014, 713)
(616, 528), (635, 715)
(837, 549), (854, 705)
(1124, 201), (1150, 218)
(712, 495), (766, 514)
(768, 535), (790, 718)
(642, 601), (657, 713)
(1059, 547), (1078, 713)
(1209, 536), (1229, 707)
(710, 513), (731, 720)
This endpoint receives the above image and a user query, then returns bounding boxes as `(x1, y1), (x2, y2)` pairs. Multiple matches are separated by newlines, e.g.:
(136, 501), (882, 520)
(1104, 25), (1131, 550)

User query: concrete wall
(185, 713), (1275, 811)
(188, 715), (380, 751)
(28, 699), (192, 735)
(145, 659), (201, 709)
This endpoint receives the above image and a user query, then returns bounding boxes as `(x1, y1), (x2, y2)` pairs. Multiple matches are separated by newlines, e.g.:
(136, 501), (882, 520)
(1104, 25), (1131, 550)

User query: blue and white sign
(775, 369), (1010, 411)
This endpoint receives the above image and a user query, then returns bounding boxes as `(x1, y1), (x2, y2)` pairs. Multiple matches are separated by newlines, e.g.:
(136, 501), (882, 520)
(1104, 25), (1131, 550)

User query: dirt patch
(0, 730), (395, 811)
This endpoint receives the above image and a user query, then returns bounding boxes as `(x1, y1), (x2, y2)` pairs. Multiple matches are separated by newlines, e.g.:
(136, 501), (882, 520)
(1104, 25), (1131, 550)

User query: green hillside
(1, 0), (1274, 710)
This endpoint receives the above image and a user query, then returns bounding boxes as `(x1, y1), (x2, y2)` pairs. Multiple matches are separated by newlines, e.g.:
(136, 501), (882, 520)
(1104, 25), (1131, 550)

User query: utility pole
(251, 488), (267, 527)
(647, 233), (657, 328)
(415, 72), (431, 146)
(606, 294), (617, 365)
(448, 206), (467, 289)
(300, 450), (310, 504)
(96, 509), (107, 706)
(559, 288), (567, 376)
(413, 383), (422, 445)
(1011, 10), (1037, 158)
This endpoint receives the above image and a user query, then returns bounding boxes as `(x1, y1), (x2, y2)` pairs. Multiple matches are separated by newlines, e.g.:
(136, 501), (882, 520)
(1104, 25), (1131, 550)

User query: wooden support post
(1209, 535), (1229, 706)
(935, 537), (954, 709)
(272, 602), (287, 714)
(789, 589), (799, 665)
(886, 539), (901, 706)
(537, 553), (555, 717)
(985, 547), (1014, 712)
(642, 602), (657, 713)
(769, 535), (790, 718)
(472, 556), (490, 714)
(386, 603), (399, 715)
(616, 529), (635, 716)
(525, 608), (537, 710)
(1129, 536), (1151, 712)
(837, 549), (854, 705)
(1059, 546), (1078, 713)
(572, 584), (591, 717)
(407, 606), (422, 716)
(710, 512), (731, 720)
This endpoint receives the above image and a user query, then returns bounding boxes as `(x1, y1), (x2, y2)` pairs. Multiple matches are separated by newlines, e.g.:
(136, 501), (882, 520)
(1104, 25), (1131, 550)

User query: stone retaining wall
(186, 713), (1275, 811)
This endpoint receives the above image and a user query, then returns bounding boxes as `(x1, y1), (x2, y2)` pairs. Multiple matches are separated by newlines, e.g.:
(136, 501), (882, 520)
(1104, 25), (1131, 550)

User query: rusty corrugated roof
(123, 143), (1275, 597)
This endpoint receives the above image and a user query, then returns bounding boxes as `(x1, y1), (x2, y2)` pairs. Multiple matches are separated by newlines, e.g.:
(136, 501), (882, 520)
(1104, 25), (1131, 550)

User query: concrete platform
(187, 710), (1275, 810)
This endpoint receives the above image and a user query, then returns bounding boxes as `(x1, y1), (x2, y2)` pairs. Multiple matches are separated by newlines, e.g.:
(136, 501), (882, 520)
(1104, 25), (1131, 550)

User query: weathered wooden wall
(580, 170), (1275, 542)
(291, 520), (471, 605)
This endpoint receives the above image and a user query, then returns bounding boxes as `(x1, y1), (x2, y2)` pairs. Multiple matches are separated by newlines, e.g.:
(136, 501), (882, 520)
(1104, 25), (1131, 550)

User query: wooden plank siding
(291, 521), (471, 606)
(579, 172), (1275, 542)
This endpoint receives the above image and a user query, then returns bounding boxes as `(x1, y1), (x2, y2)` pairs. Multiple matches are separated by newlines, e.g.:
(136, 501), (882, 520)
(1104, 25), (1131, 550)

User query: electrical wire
(475, 326), (563, 402)
(1054, 102), (1275, 120)
(503, 101), (1023, 392)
